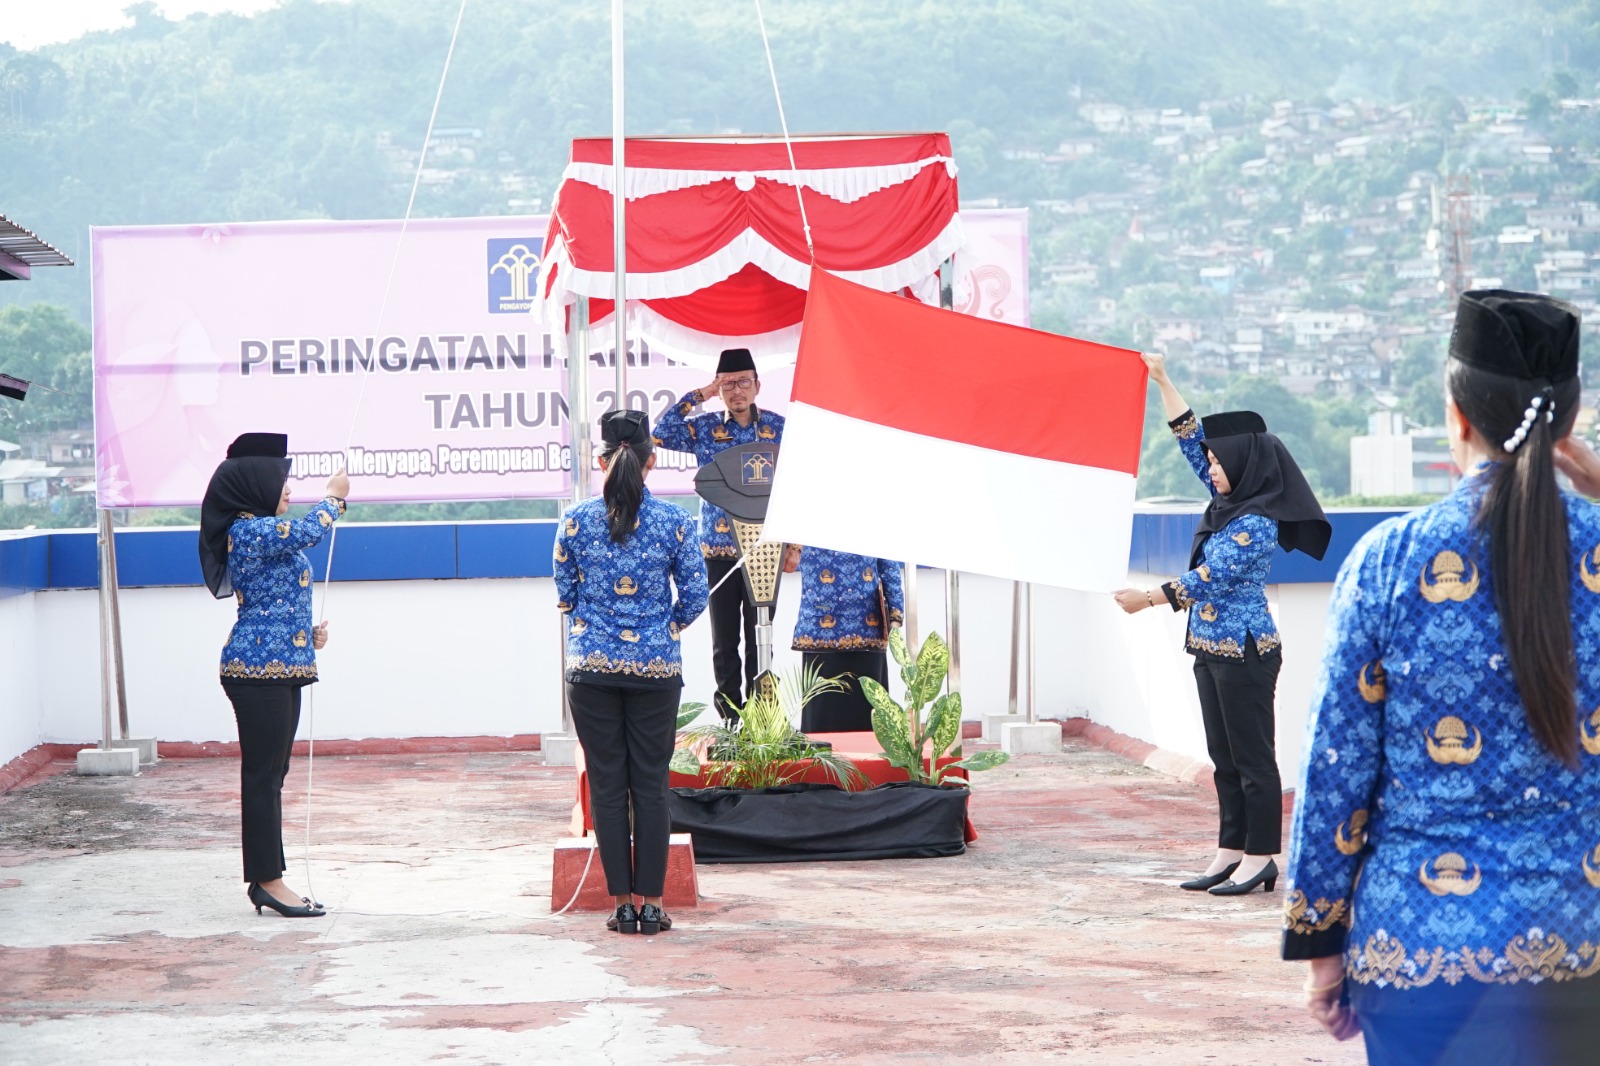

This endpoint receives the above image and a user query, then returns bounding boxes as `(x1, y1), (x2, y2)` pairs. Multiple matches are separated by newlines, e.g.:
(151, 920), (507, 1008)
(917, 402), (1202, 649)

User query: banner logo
(488, 239), (542, 313)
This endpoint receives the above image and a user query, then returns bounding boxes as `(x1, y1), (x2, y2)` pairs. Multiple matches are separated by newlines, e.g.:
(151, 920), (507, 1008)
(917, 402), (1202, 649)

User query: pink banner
(91, 211), (1026, 507)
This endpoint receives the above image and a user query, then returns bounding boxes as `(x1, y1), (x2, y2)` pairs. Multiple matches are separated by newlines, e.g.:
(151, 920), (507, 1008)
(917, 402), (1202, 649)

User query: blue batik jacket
(1283, 468), (1600, 990)
(1160, 411), (1281, 659)
(219, 498), (344, 684)
(652, 390), (784, 558)
(791, 549), (906, 652)
(554, 489), (710, 683)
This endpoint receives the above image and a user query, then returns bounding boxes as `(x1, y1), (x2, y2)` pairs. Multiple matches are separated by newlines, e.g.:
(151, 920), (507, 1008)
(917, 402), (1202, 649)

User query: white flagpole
(611, 0), (627, 407)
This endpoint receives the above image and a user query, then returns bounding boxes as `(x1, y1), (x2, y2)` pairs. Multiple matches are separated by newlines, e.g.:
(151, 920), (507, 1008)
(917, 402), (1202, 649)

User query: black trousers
(223, 682), (303, 884)
(567, 680), (679, 897)
(1192, 642), (1282, 854)
(705, 556), (758, 717)
(800, 650), (889, 733)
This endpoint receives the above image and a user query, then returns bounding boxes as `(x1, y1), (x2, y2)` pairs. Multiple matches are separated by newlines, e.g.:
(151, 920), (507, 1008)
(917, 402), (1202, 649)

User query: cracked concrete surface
(0, 745), (1362, 1064)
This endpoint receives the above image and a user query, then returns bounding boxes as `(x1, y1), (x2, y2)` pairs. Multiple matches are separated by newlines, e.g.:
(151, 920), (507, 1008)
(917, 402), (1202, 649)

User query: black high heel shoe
(1208, 858), (1278, 896)
(638, 903), (672, 935)
(1179, 862), (1239, 891)
(248, 882), (326, 918)
(607, 903), (639, 934)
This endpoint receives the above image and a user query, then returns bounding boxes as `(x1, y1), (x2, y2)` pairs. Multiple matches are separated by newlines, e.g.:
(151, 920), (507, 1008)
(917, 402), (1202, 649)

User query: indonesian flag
(762, 268), (1147, 593)
(0, 373), (28, 402)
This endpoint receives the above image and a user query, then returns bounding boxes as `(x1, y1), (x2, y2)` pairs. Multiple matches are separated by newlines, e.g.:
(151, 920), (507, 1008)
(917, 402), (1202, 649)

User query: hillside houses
(1025, 93), (1600, 403)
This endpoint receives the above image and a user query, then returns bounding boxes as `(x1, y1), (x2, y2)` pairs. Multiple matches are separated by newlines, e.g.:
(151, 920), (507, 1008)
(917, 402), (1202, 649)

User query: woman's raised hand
(1143, 350), (1190, 419)
(325, 471), (351, 499)
(1555, 438), (1600, 499)
(1142, 351), (1169, 384)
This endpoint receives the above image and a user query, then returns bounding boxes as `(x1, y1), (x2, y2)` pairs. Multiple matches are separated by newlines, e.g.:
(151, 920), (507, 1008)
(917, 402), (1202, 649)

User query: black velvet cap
(716, 348), (756, 375)
(600, 408), (652, 449)
(1449, 289), (1581, 383)
(1201, 410), (1267, 439)
(226, 432), (288, 458)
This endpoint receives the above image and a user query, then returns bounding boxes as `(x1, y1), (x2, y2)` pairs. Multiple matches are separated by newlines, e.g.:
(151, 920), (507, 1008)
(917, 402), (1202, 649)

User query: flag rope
(752, 0), (813, 260)
(300, 0), (471, 910)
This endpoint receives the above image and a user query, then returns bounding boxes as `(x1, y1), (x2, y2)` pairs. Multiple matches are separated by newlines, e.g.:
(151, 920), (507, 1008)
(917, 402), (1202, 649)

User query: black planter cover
(668, 781), (970, 864)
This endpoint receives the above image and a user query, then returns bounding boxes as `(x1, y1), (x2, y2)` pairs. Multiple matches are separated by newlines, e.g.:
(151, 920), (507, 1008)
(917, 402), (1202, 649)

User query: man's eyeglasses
(720, 377), (756, 392)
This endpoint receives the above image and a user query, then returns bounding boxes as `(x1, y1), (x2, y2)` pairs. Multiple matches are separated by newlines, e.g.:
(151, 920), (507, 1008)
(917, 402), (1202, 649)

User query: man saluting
(653, 348), (784, 719)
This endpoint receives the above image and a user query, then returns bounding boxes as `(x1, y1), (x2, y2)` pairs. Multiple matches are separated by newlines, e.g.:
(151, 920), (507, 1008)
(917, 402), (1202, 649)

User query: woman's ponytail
(602, 442), (645, 543)
(1450, 361), (1581, 765)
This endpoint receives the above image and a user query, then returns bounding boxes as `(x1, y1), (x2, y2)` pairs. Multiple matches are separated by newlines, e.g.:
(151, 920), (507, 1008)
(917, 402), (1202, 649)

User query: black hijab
(1190, 414), (1331, 568)
(199, 433), (291, 599)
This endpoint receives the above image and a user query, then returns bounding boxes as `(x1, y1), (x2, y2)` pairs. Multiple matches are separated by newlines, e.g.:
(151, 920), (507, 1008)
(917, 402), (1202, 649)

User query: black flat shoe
(638, 903), (671, 935)
(607, 903), (639, 934)
(1179, 862), (1239, 891)
(1208, 858), (1278, 896)
(247, 882), (326, 918)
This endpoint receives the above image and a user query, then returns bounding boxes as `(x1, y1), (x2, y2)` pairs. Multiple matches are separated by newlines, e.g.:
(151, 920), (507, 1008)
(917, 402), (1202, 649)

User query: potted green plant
(669, 665), (867, 789)
(666, 631), (1006, 863)
(863, 629), (1010, 783)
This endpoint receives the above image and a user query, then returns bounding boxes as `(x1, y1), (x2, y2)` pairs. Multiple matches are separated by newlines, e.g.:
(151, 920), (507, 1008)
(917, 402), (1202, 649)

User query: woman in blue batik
(1115, 352), (1330, 897)
(554, 409), (708, 936)
(782, 544), (905, 732)
(1284, 290), (1600, 1064)
(199, 432), (348, 919)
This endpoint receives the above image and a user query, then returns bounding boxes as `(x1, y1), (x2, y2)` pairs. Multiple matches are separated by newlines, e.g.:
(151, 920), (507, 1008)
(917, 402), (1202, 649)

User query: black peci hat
(716, 348), (756, 375)
(226, 432), (288, 459)
(600, 408), (653, 450)
(1449, 289), (1580, 383)
(1201, 411), (1267, 439)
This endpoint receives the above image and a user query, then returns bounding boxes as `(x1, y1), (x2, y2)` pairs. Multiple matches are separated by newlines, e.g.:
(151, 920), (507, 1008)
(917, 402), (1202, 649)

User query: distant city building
(1349, 413), (1454, 497)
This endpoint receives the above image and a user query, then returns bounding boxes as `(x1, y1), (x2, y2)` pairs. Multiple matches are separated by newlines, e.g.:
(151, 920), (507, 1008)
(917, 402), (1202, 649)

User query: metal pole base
(755, 622), (774, 679)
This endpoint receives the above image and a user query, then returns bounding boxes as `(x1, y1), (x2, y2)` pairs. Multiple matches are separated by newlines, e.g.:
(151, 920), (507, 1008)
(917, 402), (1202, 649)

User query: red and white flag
(763, 268), (1147, 593)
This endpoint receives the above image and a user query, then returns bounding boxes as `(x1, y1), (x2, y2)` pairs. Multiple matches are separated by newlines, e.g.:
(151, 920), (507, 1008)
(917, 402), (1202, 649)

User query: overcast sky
(0, 0), (291, 49)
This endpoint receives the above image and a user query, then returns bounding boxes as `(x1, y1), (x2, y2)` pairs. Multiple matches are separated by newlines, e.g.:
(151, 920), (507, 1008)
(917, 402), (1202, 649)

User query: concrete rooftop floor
(0, 741), (1362, 1065)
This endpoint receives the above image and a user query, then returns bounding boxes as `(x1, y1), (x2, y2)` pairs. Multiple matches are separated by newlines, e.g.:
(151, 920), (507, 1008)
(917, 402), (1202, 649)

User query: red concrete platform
(550, 832), (700, 913)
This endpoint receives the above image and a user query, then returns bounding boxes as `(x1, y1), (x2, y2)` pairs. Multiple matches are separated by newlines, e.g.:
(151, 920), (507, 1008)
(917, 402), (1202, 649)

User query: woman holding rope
(554, 410), (709, 935)
(1114, 354), (1330, 896)
(199, 432), (349, 919)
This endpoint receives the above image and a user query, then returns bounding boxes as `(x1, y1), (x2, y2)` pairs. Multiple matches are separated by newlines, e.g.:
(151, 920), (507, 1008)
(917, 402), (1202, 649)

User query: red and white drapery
(538, 133), (963, 365)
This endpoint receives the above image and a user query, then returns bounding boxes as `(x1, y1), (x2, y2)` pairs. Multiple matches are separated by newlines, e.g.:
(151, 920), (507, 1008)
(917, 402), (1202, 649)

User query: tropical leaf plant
(862, 629), (1010, 786)
(672, 664), (869, 790)
(675, 703), (707, 732)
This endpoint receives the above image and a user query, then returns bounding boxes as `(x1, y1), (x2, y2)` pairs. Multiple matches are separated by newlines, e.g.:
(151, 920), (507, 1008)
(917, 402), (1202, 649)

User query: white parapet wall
(2, 546), (1336, 793)
(23, 576), (796, 751)
(0, 591), (42, 769)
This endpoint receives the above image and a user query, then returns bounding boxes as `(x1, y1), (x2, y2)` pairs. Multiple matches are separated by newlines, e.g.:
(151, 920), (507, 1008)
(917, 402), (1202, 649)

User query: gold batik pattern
(1183, 631), (1281, 660)
(1346, 928), (1600, 988)
(1186, 633), (1246, 658)
(793, 634), (888, 652)
(1172, 412), (1201, 439)
(219, 659), (319, 681)
(1579, 706), (1600, 756)
(1284, 889), (1351, 935)
(566, 651), (682, 679)
(1334, 809), (1369, 855)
